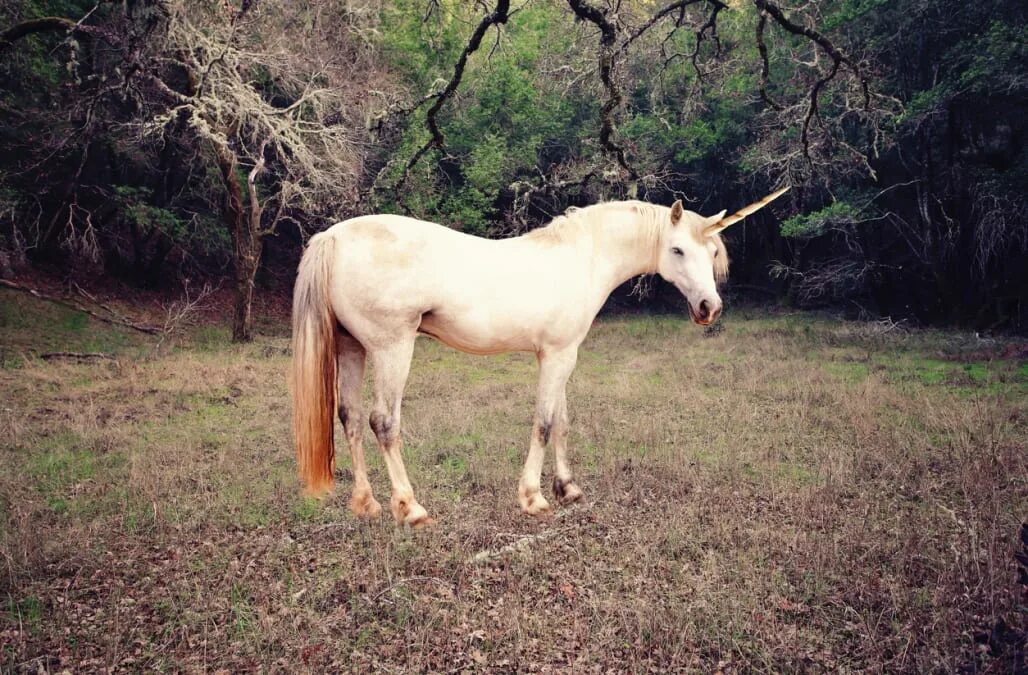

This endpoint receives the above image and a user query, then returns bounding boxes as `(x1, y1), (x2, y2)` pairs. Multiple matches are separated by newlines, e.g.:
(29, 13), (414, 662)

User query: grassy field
(1, 287), (1026, 672)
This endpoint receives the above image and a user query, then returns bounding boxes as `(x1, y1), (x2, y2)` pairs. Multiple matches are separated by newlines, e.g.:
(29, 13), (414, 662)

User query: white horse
(292, 188), (788, 526)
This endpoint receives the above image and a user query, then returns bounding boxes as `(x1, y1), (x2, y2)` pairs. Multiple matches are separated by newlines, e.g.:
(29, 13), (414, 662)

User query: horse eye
(671, 247), (684, 256)
(713, 249), (719, 258)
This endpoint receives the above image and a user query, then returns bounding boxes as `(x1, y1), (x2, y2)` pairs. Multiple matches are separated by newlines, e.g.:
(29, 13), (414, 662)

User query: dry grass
(1, 288), (1026, 672)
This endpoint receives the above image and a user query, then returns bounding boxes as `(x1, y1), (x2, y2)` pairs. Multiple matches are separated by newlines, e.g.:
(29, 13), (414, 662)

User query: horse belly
(417, 308), (536, 355)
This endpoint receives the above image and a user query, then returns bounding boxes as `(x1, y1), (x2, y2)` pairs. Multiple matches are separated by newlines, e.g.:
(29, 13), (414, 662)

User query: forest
(1, 0), (1025, 338)
(2, 2), (1028, 671)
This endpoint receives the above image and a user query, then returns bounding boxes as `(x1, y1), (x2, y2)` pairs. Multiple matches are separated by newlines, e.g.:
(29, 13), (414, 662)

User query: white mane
(523, 200), (728, 281)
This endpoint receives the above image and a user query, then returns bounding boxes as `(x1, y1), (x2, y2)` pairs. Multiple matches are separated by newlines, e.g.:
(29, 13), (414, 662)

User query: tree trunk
(233, 234), (261, 342)
(213, 142), (262, 343)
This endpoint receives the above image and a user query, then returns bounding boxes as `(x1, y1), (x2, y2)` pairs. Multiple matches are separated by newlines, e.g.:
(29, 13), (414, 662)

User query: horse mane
(710, 227), (728, 282)
(524, 201), (661, 244)
(521, 205), (591, 244)
(524, 200), (729, 282)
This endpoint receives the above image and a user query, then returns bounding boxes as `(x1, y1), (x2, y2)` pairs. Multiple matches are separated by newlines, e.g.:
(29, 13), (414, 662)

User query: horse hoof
(350, 491), (382, 519)
(392, 497), (431, 527)
(557, 482), (583, 504)
(407, 514), (435, 529)
(552, 477), (584, 504)
(520, 492), (553, 517)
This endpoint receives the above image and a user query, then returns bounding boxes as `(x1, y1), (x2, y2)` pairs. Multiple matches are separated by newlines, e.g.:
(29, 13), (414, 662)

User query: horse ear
(703, 209), (727, 228)
(670, 200), (684, 226)
(704, 210), (728, 234)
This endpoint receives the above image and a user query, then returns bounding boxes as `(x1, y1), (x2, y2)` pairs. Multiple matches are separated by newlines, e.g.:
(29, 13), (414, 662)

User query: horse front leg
(368, 337), (432, 527)
(551, 388), (583, 504)
(519, 348), (577, 516)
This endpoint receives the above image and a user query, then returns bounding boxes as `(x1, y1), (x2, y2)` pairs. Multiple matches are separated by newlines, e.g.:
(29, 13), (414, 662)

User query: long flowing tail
(291, 233), (338, 496)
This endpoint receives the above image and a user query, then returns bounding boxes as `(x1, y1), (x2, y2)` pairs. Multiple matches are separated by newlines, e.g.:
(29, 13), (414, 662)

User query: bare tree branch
(754, 0), (870, 107)
(392, 0), (512, 196)
(38, 351), (117, 361)
(619, 1), (714, 54)
(755, 10), (783, 110)
(568, 0), (638, 183)
(246, 139), (268, 234)
(753, 0), (872, 169)
(688, 1), (724, 83)
(0, 16), (109, 50)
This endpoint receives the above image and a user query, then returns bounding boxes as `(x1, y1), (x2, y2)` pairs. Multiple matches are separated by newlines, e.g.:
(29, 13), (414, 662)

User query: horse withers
(291, 189), (789, 526)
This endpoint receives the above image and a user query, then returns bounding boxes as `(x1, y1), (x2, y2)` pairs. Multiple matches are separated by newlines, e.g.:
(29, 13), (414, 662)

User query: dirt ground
(1, 288), (1026, 672)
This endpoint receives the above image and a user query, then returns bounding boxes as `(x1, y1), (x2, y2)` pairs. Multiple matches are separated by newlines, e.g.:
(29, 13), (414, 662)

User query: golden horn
(704, 186), (791, 235)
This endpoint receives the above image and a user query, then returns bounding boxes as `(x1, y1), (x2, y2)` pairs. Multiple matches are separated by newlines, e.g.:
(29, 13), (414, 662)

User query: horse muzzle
(687, 298), (722, 326)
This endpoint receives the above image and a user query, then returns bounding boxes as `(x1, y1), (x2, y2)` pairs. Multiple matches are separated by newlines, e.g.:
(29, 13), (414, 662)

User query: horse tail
(291, 232), (338, 497)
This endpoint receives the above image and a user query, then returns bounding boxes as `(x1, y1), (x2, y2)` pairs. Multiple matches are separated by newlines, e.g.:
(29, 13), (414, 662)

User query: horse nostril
(698, 300), (711, 320)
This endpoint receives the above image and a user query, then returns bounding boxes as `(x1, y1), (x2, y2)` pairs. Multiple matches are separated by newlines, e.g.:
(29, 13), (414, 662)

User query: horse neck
(589, 204), (664, 294)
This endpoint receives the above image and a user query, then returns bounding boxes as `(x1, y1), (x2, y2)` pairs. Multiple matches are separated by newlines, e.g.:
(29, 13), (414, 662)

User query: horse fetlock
(349, 490), (382, 519)
(553, 476), (583, 504)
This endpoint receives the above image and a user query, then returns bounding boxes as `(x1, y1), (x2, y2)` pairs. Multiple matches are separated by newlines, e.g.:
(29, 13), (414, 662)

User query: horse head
(658, 187), (790, 326)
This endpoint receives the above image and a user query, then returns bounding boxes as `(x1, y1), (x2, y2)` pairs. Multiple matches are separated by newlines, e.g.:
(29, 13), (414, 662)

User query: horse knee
(369, 410), (397, 444)
(536, 421), (552, 445)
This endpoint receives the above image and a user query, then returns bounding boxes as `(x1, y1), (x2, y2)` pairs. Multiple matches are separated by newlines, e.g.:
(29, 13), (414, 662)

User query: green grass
(184, 324), (233, 351)
(818, 343), (1026, 397)
(0, 288), (145, 364)
(823, 360), (870, 383)
(27, 432), (98, 514)
(229, 582), (257, 641)
(4, 596), (43, 635)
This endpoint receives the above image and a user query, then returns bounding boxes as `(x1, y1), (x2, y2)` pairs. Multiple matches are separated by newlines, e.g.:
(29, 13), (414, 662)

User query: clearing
(1, 287), (1026, 671)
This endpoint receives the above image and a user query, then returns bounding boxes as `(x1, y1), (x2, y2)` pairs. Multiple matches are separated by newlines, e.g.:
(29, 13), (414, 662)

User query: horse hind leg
(337, 332), (381, 518)
(368, 337), (432, 528)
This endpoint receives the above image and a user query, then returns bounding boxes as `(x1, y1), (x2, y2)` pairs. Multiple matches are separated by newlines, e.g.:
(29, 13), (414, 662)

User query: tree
(1, 0), (377, 341)
(142, 2), (372, 341)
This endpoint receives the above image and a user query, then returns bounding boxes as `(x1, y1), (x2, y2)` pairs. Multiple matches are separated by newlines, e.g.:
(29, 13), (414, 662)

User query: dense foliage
(1, 0), (1025, 333)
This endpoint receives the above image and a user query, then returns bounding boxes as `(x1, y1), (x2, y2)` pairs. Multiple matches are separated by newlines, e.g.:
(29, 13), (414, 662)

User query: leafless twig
(469, 504), (588, 564)
(155, 280), (218, 349)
